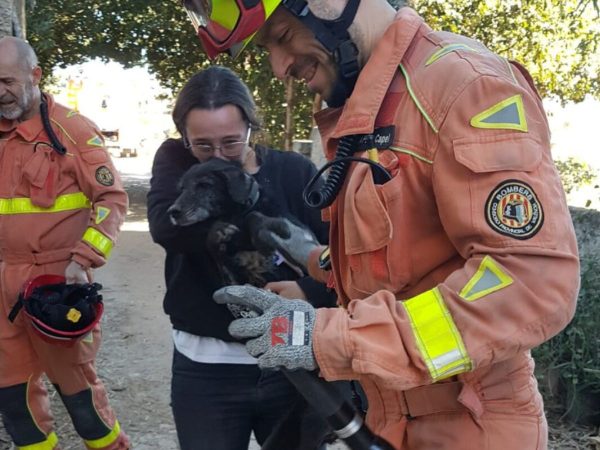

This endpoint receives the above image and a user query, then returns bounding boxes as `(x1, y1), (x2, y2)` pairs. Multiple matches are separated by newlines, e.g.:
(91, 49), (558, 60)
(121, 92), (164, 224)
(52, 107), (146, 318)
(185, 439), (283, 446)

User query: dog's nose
(168, 205), (181, 225)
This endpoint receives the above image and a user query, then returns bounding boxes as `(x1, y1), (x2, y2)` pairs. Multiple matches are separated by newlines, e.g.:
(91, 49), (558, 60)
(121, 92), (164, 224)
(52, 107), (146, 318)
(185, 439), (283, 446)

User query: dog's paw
(207, 222), (241, 254)
(232, 251), (270, 286)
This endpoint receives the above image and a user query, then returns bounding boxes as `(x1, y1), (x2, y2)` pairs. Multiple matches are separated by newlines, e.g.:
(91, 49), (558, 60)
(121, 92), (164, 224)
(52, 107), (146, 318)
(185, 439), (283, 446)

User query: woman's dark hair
(172, 66), (261, 138)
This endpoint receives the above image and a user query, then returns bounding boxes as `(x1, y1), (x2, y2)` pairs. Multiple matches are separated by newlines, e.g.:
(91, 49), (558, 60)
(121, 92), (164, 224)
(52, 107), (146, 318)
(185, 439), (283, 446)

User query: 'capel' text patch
(485, 180), (543, 240)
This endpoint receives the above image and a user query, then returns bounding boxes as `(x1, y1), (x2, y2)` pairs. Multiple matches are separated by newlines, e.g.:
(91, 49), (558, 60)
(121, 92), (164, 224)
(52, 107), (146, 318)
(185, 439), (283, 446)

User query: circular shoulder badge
(485, 180), (543, 240)
(95, 166), (115, 186)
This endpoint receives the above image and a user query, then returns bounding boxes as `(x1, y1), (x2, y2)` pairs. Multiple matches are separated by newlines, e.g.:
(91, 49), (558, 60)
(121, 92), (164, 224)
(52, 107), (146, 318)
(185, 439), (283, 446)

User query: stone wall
(570, 206), (600, 259)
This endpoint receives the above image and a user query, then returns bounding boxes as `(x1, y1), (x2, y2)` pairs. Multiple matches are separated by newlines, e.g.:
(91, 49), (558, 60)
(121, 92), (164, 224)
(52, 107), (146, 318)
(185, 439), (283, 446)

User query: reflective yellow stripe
(49, 118), (76, 144)
(17, 432), (58, 450)
(0, 192), (91, 215)
(425, 43), (479, 66)
(403, 288), (472, 381)
(84, 420), (121, 449)
(366, 148), (379, 163)
(505, 58), (518, 85)
(399, 63), (439, 133)
(459, 256), (513, 302)
(388, 146), (433, 164)
(83, 227), (113, 257)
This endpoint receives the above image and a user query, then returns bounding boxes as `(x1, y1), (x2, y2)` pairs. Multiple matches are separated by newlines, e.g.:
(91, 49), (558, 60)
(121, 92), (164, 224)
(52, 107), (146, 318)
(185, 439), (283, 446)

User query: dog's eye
(195, 180), (213, 189)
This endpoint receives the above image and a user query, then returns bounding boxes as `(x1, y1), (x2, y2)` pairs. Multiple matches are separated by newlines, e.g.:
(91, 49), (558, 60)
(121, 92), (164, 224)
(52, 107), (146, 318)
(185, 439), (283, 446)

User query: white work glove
(246, 212), (320, 271)
(214, 285), (318, 371)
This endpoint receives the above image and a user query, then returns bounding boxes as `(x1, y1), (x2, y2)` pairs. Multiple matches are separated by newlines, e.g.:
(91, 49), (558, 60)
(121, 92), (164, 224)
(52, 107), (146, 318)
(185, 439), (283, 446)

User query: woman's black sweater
(147, 139), (334, 342)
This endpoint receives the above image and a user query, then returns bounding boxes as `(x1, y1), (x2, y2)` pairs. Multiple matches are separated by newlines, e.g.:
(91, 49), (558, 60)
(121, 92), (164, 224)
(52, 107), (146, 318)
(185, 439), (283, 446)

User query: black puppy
(168, 158), (303, 289)
(168, 158), (334, 450)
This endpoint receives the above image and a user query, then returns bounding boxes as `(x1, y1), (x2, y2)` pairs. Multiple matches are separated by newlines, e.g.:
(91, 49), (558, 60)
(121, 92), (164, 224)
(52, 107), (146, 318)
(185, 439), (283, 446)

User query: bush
(554, 157), (597, 195)
(533, 255), (600, 425)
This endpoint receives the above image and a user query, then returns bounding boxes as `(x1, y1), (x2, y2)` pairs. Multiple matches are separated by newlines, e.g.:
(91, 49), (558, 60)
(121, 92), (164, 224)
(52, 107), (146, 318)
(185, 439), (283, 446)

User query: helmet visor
(183, 0), (242, 43)
(182, 0), (276, 59)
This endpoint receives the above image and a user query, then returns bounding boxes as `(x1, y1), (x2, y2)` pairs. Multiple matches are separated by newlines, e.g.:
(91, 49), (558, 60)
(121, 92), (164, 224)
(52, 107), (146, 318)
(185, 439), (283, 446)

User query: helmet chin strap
(283, 0), (361, 107)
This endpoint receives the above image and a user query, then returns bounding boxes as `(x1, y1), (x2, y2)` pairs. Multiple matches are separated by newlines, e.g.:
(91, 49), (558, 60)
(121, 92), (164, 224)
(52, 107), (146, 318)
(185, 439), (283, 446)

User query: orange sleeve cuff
(313, 307), (356, 381)
(71, 243), (106, 269)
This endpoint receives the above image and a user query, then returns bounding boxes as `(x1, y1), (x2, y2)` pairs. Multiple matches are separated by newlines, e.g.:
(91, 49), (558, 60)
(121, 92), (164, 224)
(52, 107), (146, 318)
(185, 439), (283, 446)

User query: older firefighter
(0, 37), (130, 450)
(182, 0), (581, 449)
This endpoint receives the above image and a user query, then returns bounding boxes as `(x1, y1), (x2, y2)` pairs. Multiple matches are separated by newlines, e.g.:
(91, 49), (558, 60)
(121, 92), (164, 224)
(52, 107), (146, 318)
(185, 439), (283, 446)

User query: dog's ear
(222, 167), (257, 205)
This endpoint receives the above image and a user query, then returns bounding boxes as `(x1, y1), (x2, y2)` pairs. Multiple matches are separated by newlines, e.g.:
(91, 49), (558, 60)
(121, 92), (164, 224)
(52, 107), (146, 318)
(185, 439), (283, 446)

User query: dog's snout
(168, 204), (182, 225)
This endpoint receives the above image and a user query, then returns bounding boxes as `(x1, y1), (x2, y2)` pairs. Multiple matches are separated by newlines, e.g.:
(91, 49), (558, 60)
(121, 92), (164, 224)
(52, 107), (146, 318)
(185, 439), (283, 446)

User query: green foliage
(554, 157), (597, 194)
(26, 0), (312, 149)
(26, 0), (600, 147)
(412, 0), (600, 104)
(533, 255), (600, 424)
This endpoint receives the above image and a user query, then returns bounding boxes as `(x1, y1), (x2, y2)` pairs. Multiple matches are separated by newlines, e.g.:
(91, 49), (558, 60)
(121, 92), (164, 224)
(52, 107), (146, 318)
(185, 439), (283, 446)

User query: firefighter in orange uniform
(183, 0), (581, 449)
(0, 37), (130, 449)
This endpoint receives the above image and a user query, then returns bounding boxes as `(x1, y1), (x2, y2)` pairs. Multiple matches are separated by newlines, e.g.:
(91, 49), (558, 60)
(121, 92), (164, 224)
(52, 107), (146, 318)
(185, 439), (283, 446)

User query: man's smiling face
(255, 7), (338, 102)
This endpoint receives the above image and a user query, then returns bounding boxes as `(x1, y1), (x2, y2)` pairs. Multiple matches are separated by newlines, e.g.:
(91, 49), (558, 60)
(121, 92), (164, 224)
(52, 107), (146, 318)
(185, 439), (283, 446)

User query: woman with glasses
(146, 66), (335, 450)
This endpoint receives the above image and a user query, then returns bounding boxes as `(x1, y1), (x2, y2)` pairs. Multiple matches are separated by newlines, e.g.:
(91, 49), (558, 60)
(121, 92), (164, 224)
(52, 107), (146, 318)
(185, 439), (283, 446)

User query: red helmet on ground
(9, 275), (104, 347)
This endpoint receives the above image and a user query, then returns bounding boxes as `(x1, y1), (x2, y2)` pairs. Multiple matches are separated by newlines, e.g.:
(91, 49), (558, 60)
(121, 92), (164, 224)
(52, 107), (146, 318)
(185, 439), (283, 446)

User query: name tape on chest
(355, 126), (396, 151)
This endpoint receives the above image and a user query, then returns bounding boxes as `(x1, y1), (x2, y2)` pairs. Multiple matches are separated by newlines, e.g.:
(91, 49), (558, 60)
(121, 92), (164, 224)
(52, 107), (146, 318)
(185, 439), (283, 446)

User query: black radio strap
(40, 93), (67, 155)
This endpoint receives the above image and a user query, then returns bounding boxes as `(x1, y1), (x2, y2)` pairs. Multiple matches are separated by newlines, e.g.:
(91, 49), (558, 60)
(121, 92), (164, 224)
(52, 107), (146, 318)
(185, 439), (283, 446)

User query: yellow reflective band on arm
(17, 431), (58, 450)
(83, 227), (113, 257)
(403, 288), (472, 381)
(460, 255), (513, 302)
(0, 192), (91, 215)
(84, 420), (121, 449)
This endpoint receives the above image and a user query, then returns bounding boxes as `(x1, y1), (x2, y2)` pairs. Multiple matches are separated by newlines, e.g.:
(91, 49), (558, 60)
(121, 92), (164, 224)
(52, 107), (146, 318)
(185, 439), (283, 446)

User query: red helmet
(182, 0), (282, 58)
(181, 0), (362, 107)
(9, 275), (104, 347)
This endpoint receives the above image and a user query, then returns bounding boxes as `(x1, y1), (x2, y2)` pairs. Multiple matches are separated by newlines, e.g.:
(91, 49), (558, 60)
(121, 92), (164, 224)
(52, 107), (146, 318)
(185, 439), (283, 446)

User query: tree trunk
(14, 0), (25, 37)
(0, 0), (14, 37)
(0, 0), (25, 38)
(284, 77), (295, 151)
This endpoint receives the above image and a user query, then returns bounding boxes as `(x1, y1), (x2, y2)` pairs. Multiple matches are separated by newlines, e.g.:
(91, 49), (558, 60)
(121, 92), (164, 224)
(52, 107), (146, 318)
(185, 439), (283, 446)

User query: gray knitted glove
(214, 285), (317, 371)
(246, 212), (320, 271)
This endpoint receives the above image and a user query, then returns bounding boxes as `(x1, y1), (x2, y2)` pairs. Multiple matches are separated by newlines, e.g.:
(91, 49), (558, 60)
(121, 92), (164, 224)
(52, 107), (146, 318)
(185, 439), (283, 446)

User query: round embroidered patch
(95, 166), (114, 186)
(485, 180), (543, 240)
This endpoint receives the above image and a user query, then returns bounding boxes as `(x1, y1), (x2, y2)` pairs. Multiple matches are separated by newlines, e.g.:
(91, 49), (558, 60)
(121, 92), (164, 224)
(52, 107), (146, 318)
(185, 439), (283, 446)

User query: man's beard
(0, 85), (34, 121)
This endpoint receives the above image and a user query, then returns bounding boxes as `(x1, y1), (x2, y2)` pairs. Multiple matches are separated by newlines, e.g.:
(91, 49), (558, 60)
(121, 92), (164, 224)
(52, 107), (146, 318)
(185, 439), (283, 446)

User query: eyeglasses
(187, 127), (251, 158)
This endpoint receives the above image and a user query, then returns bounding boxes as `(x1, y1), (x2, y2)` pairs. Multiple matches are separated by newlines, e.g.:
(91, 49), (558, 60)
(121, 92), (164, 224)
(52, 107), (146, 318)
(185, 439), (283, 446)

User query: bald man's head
(0, 37), (42, 121)
(0, 37), (38, 71)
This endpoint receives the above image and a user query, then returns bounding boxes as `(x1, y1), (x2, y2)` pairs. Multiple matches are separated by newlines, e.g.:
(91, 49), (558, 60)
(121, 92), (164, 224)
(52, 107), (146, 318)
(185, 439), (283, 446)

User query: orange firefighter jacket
(307, 7), (579, 446)
(0, 94), (127, 270)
